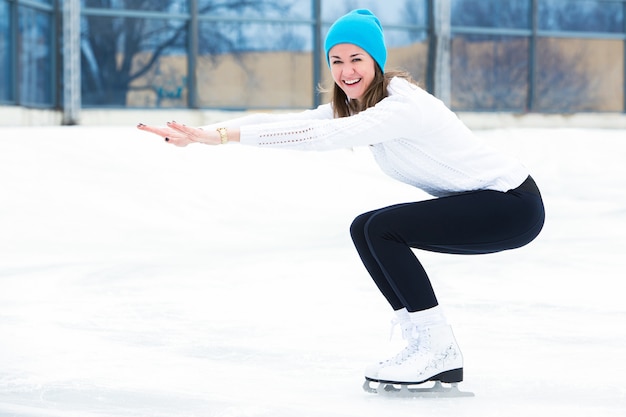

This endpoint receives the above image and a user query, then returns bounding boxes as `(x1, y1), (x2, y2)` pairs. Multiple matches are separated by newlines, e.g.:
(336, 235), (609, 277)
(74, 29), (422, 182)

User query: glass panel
(196, 22), (313, 108)
(322, 0), (428, 27)
(451, 0), (530, 29)
(82, 0), (188, 13)
(0, 0), (12, 102)
(199, 21), (313, 54)
(451, 35), (529, 111)
(386, 29), (429, 85)
(534, 37), (624, 112)
(81, 15), (188, 107)
(18, 6), (53, 106)
(538, 0), (624, 33)
(198, 0), (309, 19)
(24, 0), (54, 6)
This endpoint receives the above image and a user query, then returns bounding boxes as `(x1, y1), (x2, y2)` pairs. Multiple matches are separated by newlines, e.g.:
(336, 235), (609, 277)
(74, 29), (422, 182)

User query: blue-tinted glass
(81, 15), (188, 107)
(198, 21), (312, 53)
(322, 0), (428, 27)
(534, 37), (624, 111)
(198, 0), (309, 19)
(385, 28), (430, 84)
(82, 0), (188, 13)
(18, 6), (53, 106)
(0, 1), (13, 102)
(451, 0), (530, 29)
(196, 21), (314, 108)
(451, 34), (529, 111)
(538, 0), (624, 33)
(384, 27), (429, 48)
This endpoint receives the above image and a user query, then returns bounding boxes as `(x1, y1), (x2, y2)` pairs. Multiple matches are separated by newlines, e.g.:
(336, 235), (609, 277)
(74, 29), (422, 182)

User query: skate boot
(376, 324), (463, 385)
(363, 319), (473, 397)
(364, 306), (442, 381)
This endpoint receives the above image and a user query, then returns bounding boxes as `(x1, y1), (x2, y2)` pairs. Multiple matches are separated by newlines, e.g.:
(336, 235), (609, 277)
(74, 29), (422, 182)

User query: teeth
(344, 79), (361, 85)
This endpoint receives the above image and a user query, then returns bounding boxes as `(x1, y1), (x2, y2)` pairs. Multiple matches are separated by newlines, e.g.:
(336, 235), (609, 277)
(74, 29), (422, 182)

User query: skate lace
(390, 331), (432, 365)
(381, 322), (429, 365)
(390, 342), (421, 364)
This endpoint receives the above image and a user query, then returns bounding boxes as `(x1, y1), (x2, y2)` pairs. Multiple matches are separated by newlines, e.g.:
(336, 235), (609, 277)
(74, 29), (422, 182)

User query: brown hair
(326, 68), (417, 118)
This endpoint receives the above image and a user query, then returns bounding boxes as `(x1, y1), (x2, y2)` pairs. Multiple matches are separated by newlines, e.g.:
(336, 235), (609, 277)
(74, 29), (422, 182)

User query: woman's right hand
(136, 121), (208, 147)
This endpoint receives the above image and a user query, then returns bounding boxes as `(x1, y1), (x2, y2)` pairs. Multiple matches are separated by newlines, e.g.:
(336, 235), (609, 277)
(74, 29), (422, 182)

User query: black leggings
(350, 176), (545, 312)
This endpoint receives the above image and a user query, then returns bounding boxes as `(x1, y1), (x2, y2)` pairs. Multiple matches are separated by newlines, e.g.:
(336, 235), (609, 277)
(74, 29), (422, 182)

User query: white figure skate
(363, 324), (474, 397)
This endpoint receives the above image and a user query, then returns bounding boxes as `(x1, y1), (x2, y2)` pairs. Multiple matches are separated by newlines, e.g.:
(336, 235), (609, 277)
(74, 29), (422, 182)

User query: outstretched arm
(137, 121), (240, 147)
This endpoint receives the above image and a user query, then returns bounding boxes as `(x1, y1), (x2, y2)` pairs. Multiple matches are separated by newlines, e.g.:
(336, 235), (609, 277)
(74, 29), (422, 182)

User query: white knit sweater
(208, 77), (529, 197)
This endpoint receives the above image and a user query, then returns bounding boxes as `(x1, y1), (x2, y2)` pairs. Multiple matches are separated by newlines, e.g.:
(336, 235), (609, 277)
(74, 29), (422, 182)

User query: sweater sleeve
(239, 93), (417, 151)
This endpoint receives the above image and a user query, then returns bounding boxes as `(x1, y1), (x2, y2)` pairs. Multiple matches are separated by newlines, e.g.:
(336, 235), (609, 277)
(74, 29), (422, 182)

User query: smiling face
(328, 43), (377, 102)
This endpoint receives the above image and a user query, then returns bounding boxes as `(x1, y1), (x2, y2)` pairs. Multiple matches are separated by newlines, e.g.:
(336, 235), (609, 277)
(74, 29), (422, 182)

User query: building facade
(1, 0), (625, 124)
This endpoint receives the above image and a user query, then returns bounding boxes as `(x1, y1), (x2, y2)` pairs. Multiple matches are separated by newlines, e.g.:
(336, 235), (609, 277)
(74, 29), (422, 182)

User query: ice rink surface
(1, 125), (625, 416)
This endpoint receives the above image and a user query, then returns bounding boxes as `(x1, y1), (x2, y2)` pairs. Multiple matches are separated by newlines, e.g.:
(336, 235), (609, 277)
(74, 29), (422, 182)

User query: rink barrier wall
(1, 106), (626, 130)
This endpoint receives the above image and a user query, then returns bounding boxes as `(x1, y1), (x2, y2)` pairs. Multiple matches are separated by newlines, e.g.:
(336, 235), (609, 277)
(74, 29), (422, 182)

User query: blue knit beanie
(324, 9), (387, 72)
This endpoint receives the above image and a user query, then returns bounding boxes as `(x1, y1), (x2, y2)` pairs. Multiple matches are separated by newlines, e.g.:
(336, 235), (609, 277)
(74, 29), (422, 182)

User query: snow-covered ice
(0, 125), (625, 417)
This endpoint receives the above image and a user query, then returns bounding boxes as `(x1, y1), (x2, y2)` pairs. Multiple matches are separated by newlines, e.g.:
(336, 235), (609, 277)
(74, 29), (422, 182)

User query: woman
(138, 9), (545, 391)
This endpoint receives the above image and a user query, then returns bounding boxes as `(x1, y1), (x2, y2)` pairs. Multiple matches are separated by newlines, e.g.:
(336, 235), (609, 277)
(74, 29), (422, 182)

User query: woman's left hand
(137, 121), (220, 146)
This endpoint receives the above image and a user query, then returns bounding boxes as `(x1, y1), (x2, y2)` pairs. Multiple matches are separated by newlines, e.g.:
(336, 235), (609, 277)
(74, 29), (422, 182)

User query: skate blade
(363, 380), (474, 398)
